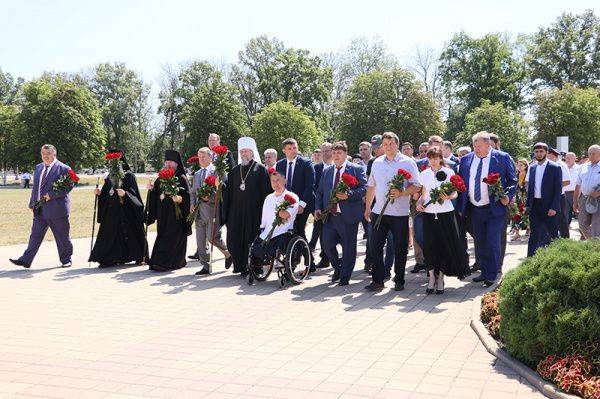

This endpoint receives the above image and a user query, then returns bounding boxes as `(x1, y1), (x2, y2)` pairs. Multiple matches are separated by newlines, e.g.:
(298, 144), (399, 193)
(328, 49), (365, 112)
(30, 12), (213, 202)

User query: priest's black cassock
(147, 150), (192, 272)
(223, 160), (272, 274)
(89, 151), (148, 267)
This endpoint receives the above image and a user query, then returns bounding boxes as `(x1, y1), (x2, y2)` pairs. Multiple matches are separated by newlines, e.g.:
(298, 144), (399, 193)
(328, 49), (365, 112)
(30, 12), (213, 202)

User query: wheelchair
(247, 231), (312, 288)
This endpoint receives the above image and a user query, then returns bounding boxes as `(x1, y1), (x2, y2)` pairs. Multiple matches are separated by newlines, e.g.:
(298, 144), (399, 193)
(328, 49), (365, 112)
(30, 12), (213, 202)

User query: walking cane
(89, 177), (100, 267)
(141, 181), (152, 265)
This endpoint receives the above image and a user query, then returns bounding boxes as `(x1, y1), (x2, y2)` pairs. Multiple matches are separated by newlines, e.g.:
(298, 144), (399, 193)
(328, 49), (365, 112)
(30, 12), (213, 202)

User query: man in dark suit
(208, 133), (235, 170)
(310, 142), (332, 269)
(315, 141), (367, 286)
(10, 144), (74, 268)
(275, 138), (315, 239)
(457, 131), (516, 287)
(526, 143), (563, 257)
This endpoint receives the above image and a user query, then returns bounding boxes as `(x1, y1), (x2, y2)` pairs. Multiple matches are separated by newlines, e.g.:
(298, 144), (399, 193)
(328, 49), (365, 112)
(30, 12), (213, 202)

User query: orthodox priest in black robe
(147, 150), (192, 272)
(222, 137), (272, 275)
(89, 150), (148, 267)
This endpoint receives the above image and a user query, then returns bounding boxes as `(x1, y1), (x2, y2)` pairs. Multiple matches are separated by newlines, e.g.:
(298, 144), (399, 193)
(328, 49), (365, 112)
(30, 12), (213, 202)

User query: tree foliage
(337, 68), (444, 152)
(456, 100), (529, 158)
(0, 104), (20, 173)
(525, 10), (600, 89)
(16, 77), (105, 170)
(0, 68), (24, 105)
(533, 85), (600, 156)
(251, 101), (322, 156)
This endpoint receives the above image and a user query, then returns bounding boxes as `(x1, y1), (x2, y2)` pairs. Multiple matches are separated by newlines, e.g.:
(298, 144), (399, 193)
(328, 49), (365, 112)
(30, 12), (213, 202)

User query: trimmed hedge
(499, 239), (600, 373)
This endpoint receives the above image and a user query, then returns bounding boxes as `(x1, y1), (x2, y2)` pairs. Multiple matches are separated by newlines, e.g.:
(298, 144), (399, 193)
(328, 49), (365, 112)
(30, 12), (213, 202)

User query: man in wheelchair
(249, 168), (300, 266)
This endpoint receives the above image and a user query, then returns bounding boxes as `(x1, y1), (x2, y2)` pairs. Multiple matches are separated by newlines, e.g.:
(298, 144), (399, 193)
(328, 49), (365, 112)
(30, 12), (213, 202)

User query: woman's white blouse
(419, 166), (456, 214)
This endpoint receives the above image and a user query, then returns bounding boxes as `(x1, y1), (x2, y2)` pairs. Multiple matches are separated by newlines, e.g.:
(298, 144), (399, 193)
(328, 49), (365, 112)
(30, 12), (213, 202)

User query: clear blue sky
(1, 0), (597, 83)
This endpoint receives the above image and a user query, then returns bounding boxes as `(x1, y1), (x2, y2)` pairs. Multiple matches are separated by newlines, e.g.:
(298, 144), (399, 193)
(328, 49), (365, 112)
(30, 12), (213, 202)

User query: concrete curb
(470, 294), (580, 399)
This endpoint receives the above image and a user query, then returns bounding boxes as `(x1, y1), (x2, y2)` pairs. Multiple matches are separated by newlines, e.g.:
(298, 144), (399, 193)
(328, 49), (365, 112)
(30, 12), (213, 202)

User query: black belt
(470, 203), (490, 209)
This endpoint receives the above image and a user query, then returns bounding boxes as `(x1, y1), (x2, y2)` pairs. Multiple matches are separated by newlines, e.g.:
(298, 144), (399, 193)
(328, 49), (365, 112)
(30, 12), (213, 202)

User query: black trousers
(308, 218), (328, 264)
(558, 194), (570, 238)
(371, 214), (409, 285)
(294, 211), (309, 240)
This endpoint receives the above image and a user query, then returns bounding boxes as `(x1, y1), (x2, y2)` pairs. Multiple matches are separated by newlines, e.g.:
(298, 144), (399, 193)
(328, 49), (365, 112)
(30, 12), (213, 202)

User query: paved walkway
(0, 226), (550, 399)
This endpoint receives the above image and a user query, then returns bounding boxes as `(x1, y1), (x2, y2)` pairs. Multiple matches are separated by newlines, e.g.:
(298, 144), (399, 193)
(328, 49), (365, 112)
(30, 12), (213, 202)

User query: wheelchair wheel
(247, 248), (274, 282)
(284, 236), (312, 285)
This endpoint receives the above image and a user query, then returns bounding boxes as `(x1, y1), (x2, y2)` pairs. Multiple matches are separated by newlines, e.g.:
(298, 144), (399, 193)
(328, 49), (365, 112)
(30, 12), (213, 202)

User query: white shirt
(38, 158), (58, 199)
(368, 153), (420, 216)
(419, 167), (456, 214)
(565, 164), (580, 192)
(576, 162), (600, 196)
(533, 160), (548, 199)
(468, 151), (491, 206)
(557, 160), (570, 194)
(330, 161), (347, 214)
(22, 172), (31, 180)
(259, 190), (300, 240)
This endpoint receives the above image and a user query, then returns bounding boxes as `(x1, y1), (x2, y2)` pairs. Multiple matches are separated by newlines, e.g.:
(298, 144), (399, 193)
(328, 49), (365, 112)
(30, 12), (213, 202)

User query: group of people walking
(8, 132), (600, 295)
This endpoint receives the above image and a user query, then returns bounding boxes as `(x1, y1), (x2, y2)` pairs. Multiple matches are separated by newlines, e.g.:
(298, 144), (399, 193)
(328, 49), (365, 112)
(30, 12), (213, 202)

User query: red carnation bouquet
(483, 172), (507, 202)
(509, 201), (529, 230)
(424, 174), (466, 208)
(263, 193), (297, 246)
(212, 145), (229, 180)
(186, 155), (199, 174)
(187, 175), (218, 223)
(34, 169), (80, 210)
(321, 172), (359, 223)
(158, 167), (182, 219)
(374, 168), (412, 229)
(105, 151), (125, 203)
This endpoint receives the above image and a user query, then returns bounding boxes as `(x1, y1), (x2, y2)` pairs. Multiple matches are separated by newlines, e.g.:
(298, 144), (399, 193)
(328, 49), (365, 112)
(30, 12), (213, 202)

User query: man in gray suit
(190, 147), (232, 275)
(10, 144), (74, 268)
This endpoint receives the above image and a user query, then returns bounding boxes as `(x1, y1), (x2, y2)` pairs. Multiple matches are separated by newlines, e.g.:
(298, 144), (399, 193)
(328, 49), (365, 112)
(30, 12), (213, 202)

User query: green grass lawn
(0, 188), (154, 246)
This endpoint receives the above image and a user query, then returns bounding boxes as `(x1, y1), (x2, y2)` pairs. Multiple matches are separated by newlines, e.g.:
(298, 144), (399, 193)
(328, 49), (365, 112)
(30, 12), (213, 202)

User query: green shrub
(499, 239), (600, 372)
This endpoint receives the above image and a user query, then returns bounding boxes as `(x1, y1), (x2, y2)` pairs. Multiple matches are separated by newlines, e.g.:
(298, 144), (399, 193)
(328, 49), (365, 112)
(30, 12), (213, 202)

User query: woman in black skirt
(416, 147), (470, 294)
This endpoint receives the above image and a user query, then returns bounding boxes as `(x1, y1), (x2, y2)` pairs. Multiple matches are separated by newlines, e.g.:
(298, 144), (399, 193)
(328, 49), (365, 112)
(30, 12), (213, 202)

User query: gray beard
(241, 158), (252, 166)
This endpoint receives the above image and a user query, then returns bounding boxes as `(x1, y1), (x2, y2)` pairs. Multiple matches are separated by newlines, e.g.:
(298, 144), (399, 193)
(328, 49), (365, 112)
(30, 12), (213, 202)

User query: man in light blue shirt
(573, 145), (600, 238)
(364, 132), (420, 291)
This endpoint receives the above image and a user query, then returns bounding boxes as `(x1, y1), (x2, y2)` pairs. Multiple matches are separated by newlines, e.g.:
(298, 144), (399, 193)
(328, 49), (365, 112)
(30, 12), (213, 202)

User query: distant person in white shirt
(573, 145), (600, 239)
(563, 152), (580, 223)
(21, 172), (31, 188)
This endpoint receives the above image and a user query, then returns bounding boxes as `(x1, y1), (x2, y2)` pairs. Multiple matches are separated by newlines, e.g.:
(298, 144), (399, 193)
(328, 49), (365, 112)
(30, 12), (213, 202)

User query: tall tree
(408, 46), (442, 104)
(337, 68), (444, 152)
(0, 104), (20, 183)
(230, 36), (332, 125)
(533, 85), (600, 156)
(0, 68), (24, 105)
(525, 10), (600, 89)
(15, 77), (105, 170)
(89, 62), (152, 170)
(456, 100), (530, 158)
(439, 32), (528, 134)
(179, 62), (247, 157)
(251, 101), (322, 155)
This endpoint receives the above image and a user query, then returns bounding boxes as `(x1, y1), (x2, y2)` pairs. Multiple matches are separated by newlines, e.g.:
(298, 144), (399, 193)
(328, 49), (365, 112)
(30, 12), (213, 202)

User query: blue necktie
(286, 162), (293, 190)
(474, 157), (483, 202)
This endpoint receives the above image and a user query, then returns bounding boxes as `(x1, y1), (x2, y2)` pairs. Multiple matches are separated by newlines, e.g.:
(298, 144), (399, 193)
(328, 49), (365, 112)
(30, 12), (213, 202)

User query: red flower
(483, 172), (501, 185)
(398, 168), (412, 180)
(268, 167), (277, 175)
(187, 155), (199, 164)
(105, 152), (122, 160)
(158, 168), (175, 180)
(67, 169), (80, 183)
(512, 214), (522, 222)
(341, 173), (358, 188)
(204, 175), (217, 186)
(419, 163), (428, 172)
(212, 145), (228, 155)
(450, 174), (467, 192)
(284, 194), (297, 204)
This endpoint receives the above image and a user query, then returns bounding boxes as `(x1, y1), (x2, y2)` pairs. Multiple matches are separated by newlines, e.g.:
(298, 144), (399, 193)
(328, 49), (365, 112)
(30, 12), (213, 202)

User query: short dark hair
(443, 140), (452, 149)
(331, 141), (348, 153)
(533, 142), (548, 151)
(489, 133), (500, 145)
(402, 142), (413, 149)
(382, 131), (399, 144)
(428, 135), (443, 145)
(313, 148), (321, 154)
(426, 147), (445, 164)
(282, 138), (298, 148)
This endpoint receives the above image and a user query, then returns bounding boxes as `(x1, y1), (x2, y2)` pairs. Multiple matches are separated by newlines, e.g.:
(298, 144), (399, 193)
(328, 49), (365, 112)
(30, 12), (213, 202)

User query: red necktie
(333, 166), (342, 214)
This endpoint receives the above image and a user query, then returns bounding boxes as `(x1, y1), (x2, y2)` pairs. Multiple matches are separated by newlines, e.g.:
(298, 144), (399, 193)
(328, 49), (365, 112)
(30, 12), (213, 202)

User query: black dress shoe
(316, 260), (329, 269)
(410, 263), (426, 273)
(195, 269), (210, 276)
(394, 282), (405, 291)
(384, 272), (391, 281)
(472, 275), (486, 283)
(331, 270), (340, 283)
(225, 257), (232, 269)
(483, 280), (494, 288)
(365, 283), (384, 291)
(9, 259), (30, 268)
(470, 263), (480, 272)
(426, 288), (435, 295)
(338, 279), (349, 286)
(188, 254), (199, 260)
